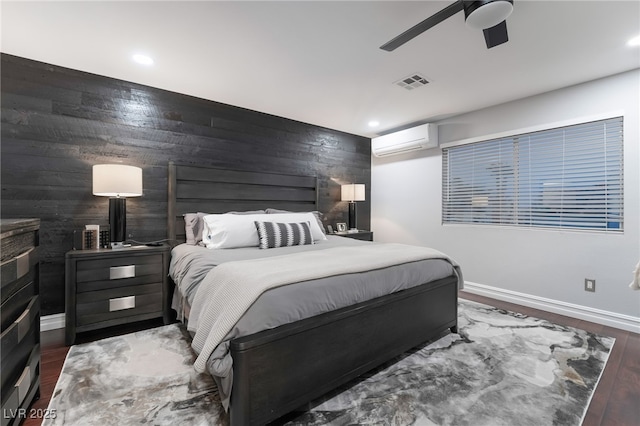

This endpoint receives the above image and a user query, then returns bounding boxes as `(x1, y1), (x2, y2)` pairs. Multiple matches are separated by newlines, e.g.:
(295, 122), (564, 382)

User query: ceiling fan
(380, 0), (514, 51)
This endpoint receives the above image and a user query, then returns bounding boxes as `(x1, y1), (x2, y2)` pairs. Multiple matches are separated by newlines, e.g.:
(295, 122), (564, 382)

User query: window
(442, 117), (623, 232)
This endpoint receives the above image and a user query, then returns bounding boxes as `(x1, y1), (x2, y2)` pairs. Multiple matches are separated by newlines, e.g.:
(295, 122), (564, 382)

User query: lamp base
(109, 197), (127, 246)
(348, 201), (358, 231)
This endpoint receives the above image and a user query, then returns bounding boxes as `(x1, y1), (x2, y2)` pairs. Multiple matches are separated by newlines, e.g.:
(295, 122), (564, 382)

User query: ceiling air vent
(395, 73), (429, 90)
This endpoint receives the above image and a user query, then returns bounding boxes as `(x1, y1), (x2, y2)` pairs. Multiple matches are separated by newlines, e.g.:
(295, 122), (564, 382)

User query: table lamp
(341, 184), (365, 231)
(92, 164), (143, 249)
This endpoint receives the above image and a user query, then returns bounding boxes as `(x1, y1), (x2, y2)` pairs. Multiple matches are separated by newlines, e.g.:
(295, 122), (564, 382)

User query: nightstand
(334, 230), (374, 241)
(65, 245), (170, 345)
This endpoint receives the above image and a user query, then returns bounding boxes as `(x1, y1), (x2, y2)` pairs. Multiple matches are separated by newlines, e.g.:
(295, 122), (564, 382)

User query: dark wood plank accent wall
(0, 53), (371, 316)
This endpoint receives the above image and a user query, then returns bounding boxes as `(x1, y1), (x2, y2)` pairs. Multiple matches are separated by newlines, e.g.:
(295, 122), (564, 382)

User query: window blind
(442, 117), (623, 232)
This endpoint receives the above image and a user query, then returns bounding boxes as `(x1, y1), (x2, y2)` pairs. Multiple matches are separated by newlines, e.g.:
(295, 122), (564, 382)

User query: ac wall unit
(371, 123), (438, 157)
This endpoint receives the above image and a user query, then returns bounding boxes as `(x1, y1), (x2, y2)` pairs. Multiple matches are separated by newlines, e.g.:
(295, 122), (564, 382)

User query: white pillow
(202, 213), (326, 249)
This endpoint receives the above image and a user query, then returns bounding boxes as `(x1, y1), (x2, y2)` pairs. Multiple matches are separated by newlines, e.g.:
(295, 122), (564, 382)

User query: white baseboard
(41, 313), (65, 332)
(463, 281), (640, 334)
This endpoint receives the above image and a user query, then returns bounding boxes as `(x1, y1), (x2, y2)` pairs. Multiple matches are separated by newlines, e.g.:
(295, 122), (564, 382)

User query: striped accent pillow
(254, 221), (314, 249)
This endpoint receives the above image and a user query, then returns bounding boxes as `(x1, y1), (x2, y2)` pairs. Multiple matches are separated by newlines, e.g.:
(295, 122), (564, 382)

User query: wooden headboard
(167, 162), (319, 243)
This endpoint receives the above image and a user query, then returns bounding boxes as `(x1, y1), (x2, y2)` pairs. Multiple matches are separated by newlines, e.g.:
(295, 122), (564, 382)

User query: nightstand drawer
(76, 254), (163, 283)
(76, 283), (162, 327)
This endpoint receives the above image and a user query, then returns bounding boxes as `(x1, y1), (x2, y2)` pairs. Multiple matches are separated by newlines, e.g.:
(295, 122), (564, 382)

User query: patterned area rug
(44, 300), (614, 426)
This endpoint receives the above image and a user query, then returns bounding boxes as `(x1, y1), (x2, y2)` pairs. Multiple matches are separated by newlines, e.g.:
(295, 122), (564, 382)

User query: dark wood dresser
(65, 245), (171, 345)
(1, 219), (41, 426)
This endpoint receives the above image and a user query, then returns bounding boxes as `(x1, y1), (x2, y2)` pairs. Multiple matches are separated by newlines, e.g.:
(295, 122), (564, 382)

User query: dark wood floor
(23, 293), (639, 426)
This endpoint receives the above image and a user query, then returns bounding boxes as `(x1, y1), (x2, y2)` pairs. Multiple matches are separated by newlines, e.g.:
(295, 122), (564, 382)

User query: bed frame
(167, 162), (458, 426)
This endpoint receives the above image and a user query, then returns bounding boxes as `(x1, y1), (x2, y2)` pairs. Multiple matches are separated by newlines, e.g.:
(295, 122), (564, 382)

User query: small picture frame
(336, 223), (347, 232)
(326, 224), (334, 234)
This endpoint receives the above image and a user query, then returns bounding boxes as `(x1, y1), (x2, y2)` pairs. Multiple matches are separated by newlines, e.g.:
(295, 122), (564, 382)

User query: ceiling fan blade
(380, 1), (464, 51)
(483, 20), (509, 48)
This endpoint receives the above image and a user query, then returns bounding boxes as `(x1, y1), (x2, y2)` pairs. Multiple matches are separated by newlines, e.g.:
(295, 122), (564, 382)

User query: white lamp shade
(341, 184), (365, 202)
(465, 0), (513, 30)
(92, 164), (143, 197)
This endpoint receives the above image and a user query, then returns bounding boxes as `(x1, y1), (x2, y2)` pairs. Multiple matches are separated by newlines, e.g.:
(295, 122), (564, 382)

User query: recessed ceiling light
(368, 120), (380, 128)
(628, 35), (640, 47)
(132, 54), (154, 66)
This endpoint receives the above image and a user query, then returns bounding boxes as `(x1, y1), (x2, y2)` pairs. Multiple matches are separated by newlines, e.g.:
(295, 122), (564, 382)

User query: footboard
(229, 275), (458, 425)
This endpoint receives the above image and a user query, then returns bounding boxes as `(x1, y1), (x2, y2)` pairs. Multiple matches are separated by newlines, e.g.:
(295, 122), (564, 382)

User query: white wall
(372, 69), (640, 327)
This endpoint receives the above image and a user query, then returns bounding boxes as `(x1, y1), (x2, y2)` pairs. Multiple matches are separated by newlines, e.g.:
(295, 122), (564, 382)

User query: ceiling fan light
(465, 0), (514, 30)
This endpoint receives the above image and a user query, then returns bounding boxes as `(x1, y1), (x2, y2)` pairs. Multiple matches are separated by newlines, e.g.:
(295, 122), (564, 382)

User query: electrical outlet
(585, 279), (596, 292)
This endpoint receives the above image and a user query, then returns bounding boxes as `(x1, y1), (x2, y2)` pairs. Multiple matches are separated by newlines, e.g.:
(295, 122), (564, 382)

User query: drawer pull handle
(16, 365), (31, 405)
(16, 306), (30, 342)
(109, 265), (135, 280)
(16, 249), (31, 279)
(109, 296), (136, 312)
(12, 297), (37, 343)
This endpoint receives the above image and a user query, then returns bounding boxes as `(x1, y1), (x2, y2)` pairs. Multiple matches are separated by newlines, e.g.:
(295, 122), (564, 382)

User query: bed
(166, 162), (461, 425)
